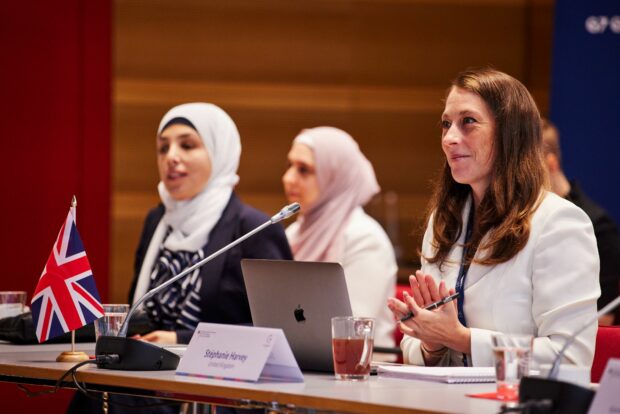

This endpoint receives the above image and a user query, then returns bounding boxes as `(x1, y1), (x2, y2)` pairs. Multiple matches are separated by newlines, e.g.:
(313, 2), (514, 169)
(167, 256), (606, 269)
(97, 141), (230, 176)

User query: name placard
(588, 358), (620, 414)
(176, 323), (303, 383)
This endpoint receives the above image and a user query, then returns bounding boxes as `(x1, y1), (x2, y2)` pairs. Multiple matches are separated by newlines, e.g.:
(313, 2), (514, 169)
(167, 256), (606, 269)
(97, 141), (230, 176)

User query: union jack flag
(31, 205), (104, 342)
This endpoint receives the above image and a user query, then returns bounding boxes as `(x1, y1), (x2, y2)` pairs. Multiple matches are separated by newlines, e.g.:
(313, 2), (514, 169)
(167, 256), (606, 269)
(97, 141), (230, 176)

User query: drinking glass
(94, 304), (130, 340)
(331, 316), (375, 380)
(0, 291), (27, 319)
(492, 333), (534, 400)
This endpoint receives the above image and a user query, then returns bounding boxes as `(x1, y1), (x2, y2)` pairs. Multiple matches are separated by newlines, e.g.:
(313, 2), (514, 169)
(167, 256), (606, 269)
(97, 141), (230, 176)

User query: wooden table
(0, 343), (506, 413)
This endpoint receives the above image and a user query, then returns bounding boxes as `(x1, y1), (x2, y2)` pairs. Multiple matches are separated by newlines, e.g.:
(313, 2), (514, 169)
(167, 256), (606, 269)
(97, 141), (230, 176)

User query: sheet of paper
(377, 365), (495, 383)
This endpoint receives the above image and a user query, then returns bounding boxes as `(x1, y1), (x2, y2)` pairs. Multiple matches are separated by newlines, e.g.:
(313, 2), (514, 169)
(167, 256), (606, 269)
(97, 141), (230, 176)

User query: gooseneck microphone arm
(548, 294), (620, 380)
(96, 202), (300, 371)
(117, 202), (301, 338)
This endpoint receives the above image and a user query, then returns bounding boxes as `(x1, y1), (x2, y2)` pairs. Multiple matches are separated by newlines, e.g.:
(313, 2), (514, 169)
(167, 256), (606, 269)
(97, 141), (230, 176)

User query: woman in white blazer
(388, 68), (600, 368)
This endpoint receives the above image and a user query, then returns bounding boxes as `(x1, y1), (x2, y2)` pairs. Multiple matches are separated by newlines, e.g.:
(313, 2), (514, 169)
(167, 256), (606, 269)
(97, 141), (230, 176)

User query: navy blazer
(128, 193), (293, 343)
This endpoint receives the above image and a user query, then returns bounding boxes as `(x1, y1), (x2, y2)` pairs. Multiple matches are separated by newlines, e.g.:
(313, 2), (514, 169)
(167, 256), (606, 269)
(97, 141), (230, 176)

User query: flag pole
(56, 196), (89, 363)
(71, 196), (77, 353)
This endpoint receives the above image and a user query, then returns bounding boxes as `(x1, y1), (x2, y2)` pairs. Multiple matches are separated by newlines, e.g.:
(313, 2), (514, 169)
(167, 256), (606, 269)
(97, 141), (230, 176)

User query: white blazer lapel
(438, 198), (472, 287)
(459, 196), (496, 289)
(466, 250), (496, 288)
(424, 196), (496, 288)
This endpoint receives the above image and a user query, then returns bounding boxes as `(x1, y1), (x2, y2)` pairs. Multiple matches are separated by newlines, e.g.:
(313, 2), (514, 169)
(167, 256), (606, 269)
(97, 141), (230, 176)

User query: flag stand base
(56, 351), (89, 363)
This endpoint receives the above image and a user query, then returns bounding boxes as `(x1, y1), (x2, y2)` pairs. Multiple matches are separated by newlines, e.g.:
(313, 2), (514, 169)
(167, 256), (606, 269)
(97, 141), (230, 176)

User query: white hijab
(132, 102), (241, 303)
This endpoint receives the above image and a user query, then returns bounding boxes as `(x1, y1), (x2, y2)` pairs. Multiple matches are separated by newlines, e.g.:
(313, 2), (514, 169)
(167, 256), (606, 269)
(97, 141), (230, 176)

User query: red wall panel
(0, 1), (111, 412)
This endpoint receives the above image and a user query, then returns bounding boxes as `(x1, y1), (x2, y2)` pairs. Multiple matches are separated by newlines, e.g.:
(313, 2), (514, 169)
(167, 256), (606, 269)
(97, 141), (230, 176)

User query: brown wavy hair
(425, 68), (546, 267)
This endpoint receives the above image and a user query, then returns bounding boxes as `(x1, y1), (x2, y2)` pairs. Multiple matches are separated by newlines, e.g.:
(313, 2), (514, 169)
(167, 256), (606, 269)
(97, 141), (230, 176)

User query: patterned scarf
(144, 228), (205, 331)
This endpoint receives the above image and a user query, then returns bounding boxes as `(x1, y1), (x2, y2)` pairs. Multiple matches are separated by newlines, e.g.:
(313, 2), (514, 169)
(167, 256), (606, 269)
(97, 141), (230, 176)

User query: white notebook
(377, 365), (495, 384)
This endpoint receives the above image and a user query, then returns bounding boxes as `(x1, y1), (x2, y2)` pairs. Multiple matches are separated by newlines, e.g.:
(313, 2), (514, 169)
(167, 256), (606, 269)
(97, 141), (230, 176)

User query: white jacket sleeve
(527, 203), (600, 367)
(469, 204), (600, 367)
(341, 211), (397, 348)
(401, 217), (432, 365)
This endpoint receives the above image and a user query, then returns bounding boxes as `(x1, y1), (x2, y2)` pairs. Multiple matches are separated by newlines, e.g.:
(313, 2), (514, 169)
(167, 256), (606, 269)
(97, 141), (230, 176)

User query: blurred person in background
(282, 126), (397, 349)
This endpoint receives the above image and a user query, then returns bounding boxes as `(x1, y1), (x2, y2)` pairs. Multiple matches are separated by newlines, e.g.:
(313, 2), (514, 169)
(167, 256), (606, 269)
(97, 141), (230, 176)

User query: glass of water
(331, 317), (375, 380)
(492, 333), (533, 401)
(94, 304), (130, 340)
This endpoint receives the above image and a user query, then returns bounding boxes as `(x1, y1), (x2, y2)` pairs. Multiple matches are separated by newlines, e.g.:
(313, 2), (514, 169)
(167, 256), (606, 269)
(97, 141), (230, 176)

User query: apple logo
(294, 305), (306, 323)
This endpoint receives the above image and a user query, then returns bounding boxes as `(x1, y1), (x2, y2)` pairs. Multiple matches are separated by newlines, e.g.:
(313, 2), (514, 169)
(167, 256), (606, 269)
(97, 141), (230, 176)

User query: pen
(399, 292), (460, 322)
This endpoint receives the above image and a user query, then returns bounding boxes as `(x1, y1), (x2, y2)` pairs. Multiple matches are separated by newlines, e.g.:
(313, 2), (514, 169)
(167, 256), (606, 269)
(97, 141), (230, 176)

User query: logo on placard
(294, 305), (306, 323)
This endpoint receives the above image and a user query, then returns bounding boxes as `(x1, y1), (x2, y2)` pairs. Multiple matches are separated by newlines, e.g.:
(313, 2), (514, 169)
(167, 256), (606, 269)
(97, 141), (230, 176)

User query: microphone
(95, 202), (300, 371)
(269, 202), (300, 224)
(518, 295), (620, 414)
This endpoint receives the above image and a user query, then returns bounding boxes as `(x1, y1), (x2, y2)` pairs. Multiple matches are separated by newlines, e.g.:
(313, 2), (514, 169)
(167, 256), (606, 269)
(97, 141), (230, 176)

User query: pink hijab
(288, 127), (380, 262)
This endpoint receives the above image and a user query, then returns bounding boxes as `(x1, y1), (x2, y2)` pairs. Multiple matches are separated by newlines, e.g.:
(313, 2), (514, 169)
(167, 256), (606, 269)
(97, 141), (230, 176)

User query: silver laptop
(241, 259), (353, 372)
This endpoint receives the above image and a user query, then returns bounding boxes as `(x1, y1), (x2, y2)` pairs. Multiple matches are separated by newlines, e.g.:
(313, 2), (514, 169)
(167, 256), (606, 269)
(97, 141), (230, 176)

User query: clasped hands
(388, 270), (471, 355)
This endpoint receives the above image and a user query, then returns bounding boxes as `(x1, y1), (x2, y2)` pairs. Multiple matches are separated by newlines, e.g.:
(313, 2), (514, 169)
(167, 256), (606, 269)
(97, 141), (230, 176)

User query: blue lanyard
(455, 205), (475, 366)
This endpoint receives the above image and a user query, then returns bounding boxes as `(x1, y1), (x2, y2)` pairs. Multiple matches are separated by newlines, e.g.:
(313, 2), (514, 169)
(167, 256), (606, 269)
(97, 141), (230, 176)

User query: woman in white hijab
(282, 127), (398, 348)
(129, 102), (292, 344)
(69, 102), (289, 414)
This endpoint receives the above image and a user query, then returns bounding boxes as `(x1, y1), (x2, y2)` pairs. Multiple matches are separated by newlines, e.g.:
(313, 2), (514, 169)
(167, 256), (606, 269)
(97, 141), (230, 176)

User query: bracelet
(420, 343), (448, 366)
(420, 342), (448, 357)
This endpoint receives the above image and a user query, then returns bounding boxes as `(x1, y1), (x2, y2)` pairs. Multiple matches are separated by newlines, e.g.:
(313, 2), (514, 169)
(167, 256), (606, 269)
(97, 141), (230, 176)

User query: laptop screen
(241, 259), (352, 372)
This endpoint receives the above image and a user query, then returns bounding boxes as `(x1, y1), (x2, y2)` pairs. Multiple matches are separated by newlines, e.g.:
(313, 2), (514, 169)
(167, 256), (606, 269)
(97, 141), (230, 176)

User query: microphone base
(95, 336), (180, 371)
(519, 376), (594, 414)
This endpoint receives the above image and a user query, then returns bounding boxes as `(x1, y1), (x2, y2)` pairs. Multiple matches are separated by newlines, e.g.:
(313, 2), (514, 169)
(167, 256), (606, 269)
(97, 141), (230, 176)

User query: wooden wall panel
(115, 0), (354, 83)
(525, 0), (554, 115)
(350, 2), (526, 86)
(115, 0), (529, 84)
(112, 0), (554, 299)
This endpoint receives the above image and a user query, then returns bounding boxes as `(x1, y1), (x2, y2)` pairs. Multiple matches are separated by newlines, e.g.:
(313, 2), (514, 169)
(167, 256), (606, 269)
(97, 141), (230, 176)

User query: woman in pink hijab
(283, 126), (397, 348)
